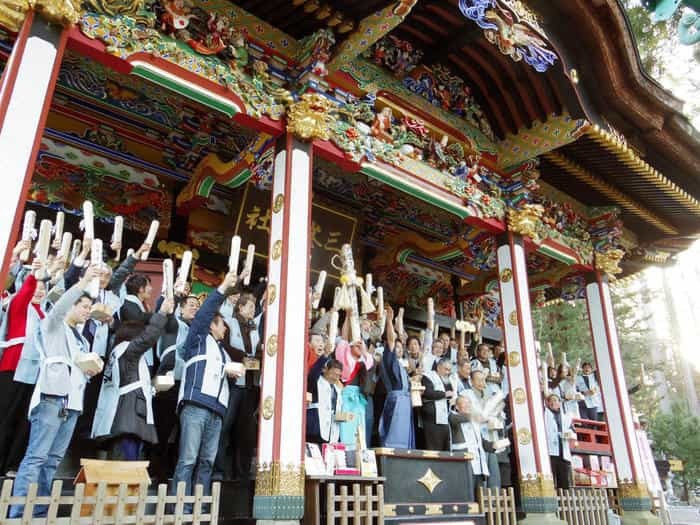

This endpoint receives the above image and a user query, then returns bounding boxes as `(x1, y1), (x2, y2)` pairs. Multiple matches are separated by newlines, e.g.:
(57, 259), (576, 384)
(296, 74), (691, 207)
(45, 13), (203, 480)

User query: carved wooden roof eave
(537, 0), (700, 180)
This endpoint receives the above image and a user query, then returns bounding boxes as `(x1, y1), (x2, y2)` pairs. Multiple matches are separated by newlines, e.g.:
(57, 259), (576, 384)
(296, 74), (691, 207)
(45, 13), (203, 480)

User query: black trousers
(214, 385), (245, 480)
(0, 372), (32, 473)
(550, 456), (572, 490)
(423, 421), (450, 451)
(578, 403), (598, 421)
(232, 386), (259, 480)
(151, 384), (180, 482)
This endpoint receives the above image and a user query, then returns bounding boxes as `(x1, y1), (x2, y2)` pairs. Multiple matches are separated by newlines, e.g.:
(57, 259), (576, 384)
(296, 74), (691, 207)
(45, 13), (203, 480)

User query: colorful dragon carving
(176, 135), (273, 213)
(371, 230), (472, 269)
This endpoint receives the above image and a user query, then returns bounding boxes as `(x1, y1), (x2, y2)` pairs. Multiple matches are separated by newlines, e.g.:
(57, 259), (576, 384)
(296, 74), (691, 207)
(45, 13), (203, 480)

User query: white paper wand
(176, 250), (192, 293)
(89, 239), (103, 298)
(312, 270), (327, 309)
(82, 201), (94, 240)
(162, 259), (174, 301)
(229, 236), (241, 273)
(111, 216), (123, 261)
(58, 232), (72, 261)
(35, 220), (52, 266)
(243, 244), (255, 286)
(53, 212), (64, 249)
(141, 220), (159, 260)
(20, 210), (36, 262)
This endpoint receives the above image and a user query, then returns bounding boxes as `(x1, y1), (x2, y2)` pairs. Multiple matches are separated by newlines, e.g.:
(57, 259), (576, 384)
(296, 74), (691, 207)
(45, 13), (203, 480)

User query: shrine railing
(556, 488), (611, 525)
(0, 479), (220, 524)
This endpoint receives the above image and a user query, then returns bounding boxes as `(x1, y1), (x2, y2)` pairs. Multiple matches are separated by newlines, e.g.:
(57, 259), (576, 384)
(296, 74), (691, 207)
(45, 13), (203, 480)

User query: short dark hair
(457, 358), (471, 367)
(581, 362), (593, 368)
(76, 293), (94, 305)
(179, 295), (200, 307)
(211, 312), (224, 325)
(406, 335), (421, 347)
(125, 274), (151, 296)
(235, 293), (256, 315)
(325, 358), (343, 372)
(477, 343), (490, 353)
(114, 320), (146, 346)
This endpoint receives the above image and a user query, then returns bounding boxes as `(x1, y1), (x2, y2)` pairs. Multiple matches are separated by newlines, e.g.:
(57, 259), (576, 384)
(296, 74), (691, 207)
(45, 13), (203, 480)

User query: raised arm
(385, 305), (396, 351)
(108, 252), (138, 292)
(185, 271), (237, 343)
(44, 266), (97, 332)
(125, 298), (174, 356)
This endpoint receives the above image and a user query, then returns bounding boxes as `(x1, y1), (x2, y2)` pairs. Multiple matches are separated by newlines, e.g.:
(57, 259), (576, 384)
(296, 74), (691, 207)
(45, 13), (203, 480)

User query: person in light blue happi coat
(9, 266), (100, 519)
(172, 270), (243, 505)
(152, 293), (200, 481)
(91, 297), (174, 460)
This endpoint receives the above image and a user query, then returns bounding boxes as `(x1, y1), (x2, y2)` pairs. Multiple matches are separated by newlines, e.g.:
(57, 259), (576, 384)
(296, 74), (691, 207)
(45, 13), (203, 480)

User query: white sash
(92, 341), (154, 438)
(29, 355), (72, 417)
(425, 370), (449, 425)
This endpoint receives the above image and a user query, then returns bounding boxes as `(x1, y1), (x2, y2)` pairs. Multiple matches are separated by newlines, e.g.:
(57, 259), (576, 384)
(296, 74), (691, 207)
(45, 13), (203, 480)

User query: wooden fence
(556, 488), (609, 525)
(325, 482), (384, 525)
(0, 479), (220, 524)
(478, 487), (517, 525)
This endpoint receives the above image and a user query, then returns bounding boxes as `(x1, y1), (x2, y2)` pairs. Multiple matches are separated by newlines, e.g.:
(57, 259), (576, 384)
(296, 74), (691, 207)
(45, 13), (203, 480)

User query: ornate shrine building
(0, 0), (699, 524)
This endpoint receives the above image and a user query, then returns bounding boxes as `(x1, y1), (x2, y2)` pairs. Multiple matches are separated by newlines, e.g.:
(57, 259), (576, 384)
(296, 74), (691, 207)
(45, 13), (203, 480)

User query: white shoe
(5, 470), (17, 478)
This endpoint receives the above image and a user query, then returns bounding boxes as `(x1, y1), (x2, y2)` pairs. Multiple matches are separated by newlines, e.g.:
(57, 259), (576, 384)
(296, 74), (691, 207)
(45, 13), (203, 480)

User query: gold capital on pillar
(0, 0), (30, 31)
(520, 474), (556, 498)
(0, 0), (81, 30)
(255, 462), (305, 497)
(286, 92), (336, 141)
(618, 481), (650, 499)
(506, 204), (544, 243)
(594, 248), (625, 276)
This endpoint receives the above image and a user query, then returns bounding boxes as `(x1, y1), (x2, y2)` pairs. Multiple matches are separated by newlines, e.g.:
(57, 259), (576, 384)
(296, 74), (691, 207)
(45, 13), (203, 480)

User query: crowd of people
(305, 300), (606, 494)
(0, 225), (606, 518)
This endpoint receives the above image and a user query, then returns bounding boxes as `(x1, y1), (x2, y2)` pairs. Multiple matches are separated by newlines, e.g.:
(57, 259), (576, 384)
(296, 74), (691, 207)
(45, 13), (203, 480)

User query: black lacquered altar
(374, 448), (486, 525)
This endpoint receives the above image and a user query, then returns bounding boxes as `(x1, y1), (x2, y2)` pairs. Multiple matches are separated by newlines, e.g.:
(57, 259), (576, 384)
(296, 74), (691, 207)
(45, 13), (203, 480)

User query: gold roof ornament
(35, 0), (81, 26)
(0, 0), (31, 31)
(595, 248), (625, 277)
(0, 0), (80, 30)
(506, 204), (544, 243)
(287, 92), (337, 141)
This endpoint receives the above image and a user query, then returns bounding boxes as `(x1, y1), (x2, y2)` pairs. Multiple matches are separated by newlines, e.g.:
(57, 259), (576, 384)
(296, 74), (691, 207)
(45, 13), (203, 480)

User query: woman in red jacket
(0, 259), (46, 475)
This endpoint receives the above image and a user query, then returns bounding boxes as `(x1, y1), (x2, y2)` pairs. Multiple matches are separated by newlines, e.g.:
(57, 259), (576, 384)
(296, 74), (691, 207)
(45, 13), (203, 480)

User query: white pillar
(585, 273), (660, 524)
(497, 233), (563, 524)
(254, 134), (313, 522)
(0, 13), (67, 282)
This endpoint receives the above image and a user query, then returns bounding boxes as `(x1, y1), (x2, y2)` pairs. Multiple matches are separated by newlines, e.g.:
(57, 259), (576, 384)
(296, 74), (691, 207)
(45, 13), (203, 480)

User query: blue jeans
(172, 403), (222, 511)
(9, 397), (78, 518)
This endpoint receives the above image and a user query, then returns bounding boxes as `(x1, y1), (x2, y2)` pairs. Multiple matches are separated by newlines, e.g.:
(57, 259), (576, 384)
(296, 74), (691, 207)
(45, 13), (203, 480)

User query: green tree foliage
(532, 300), (593, 365)
(531, 278), (659, 417)
(623, 0), (683, 77)
(610, 281), (662, 418)
(621, 0), (700, 125)
(650, 402), (700, 486)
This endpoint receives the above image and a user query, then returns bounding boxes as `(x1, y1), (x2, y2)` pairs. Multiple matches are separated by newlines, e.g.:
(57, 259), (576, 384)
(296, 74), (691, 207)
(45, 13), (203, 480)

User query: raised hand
(134, 242), (151, 260)
(160, 297), (175, 315)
